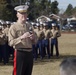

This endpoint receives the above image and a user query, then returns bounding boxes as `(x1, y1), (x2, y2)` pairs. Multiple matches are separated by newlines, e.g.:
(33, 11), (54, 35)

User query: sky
(51, 0), (76, 10)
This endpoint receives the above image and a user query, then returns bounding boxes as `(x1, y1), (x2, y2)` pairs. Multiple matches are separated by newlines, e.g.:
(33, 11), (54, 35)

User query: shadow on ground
(34, 54), (76, 65)
(0, 54), (76, 66)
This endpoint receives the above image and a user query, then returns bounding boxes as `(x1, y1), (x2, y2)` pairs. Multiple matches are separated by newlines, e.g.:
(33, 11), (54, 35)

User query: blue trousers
(32, 44), (37, 60)
(35, 40), (44, 59)
(0, 44), (8, 64)
(42, 39), (50, 58)
(51, 38), (59, 56)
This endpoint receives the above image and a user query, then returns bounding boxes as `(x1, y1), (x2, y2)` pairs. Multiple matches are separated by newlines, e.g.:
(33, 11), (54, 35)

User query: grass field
(0, 33), (76, 75)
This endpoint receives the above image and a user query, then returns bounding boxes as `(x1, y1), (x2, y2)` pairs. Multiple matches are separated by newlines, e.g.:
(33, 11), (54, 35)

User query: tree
(64, 4), (73, 17)
(28, 0), (37, 20)
(0, 0), (8, 20)
(51, 0), (59, 14)
(0, 0), (60, 21)
(72, 7), (76, 17)
(40, 0), (51, 15)
(28, 0), (51, 21)
(0, 0), (16, 21)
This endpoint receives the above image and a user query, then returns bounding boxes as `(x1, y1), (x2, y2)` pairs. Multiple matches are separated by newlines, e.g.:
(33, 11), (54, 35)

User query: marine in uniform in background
(42, 23), (52, 58)
(6, 21), (14, 60)
(0, 26), (2, 63)
(3, 21), (14, 62)
(31, 22), (37, 30)
(50, 23), (61, 57)
(0, 25), (7, 64)
(29, 26), (38, 61)
(31, 23), (36, 60)
(34, 23), (45, 59)
(2, 21), (10, 61)
(8, 5), (37, 75)
(40, 21), (44, 30)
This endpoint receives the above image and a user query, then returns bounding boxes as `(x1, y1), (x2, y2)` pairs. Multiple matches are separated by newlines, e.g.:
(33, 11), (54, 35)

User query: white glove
(20, 32), (30, 39)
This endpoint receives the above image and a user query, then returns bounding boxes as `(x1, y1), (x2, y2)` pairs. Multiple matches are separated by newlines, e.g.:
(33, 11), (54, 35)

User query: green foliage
(28, 0), (51, 21)
(51, 0), (59, 14)
(0, 0), (8, 19)
(0, 0), (16, 21)
(2, 5), (16, 21)
(64, 4), (73, 17)
(72, 7), (76, 15)
(0, 0), (60, 21)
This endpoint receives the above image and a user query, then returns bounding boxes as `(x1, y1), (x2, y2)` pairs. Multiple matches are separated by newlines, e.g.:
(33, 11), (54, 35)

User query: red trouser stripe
(13, 50), (17, 75)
